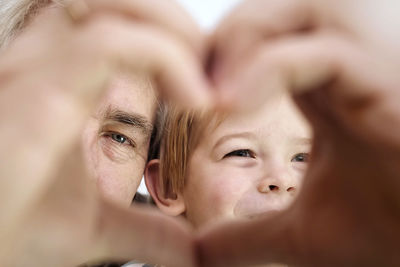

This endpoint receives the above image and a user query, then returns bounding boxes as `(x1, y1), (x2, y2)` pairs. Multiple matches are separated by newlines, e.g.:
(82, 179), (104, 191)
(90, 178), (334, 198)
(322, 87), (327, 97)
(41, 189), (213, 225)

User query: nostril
(287, 187), (295, 192)
(269, 185), (279, 191)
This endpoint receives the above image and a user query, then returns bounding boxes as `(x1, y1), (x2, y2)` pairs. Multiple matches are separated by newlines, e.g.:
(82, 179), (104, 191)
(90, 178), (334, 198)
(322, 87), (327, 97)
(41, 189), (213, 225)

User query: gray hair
(0, 0), (67, 49)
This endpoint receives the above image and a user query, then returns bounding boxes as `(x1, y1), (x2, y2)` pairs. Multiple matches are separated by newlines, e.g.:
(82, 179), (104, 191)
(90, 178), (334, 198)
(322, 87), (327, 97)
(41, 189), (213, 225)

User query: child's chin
(240, 209), (282, 220)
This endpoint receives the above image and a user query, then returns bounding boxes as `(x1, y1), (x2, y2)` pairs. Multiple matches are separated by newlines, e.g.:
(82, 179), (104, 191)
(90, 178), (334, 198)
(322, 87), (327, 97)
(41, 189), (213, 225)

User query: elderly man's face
(82, 74), (157, 205)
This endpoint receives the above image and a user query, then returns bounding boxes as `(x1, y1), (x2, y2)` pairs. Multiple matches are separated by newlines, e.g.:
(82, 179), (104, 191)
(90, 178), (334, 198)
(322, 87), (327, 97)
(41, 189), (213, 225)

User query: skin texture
(197, 0), (400, 266)
(82, 74), (157, 205)
(146, 95), (311, 231)
(183, 96), (311, 228)
(146, 95), (311, 267)
(0, 0), (210, 266)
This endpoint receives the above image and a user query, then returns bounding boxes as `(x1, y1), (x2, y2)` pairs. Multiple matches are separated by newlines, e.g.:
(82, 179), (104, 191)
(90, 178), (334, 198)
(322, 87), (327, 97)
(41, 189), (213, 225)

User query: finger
(216, 31), (400, 149)
(0, 10), (211, 223)
(0, 142), (98, 267)
(196, 211), (304, 267)
(209, 0), (314, 83)
(67, 0), (205, 56)
(92, 201), (196, 267)
(0, 17), (211, 238)
(215, 33), (355, 109)
(0, 77), (95, 228)
(82, 17), (212, 107)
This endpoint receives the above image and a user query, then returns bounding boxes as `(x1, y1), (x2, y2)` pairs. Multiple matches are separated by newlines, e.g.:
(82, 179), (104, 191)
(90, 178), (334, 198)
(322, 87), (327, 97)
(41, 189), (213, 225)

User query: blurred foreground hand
(199, 0), (400, 266)
(0, 0), (211, 266)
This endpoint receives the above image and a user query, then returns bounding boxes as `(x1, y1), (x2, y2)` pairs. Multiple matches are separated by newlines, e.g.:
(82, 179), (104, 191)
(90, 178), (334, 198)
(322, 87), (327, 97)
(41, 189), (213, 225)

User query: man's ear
(145, 159), (186, 216)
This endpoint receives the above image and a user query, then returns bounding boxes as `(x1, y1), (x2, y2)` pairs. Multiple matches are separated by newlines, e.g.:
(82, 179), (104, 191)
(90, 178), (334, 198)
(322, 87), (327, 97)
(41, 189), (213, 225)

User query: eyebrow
(290, 137), (312, 146)
(213, 132), (257, 150)
(214, 132), (312, 149)
(103, 107), (153, 136)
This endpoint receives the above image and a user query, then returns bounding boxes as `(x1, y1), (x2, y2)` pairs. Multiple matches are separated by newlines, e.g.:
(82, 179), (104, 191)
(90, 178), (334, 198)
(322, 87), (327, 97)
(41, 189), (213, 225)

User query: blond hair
(158, 106), (224, 195)
(159, 107), (195, 195)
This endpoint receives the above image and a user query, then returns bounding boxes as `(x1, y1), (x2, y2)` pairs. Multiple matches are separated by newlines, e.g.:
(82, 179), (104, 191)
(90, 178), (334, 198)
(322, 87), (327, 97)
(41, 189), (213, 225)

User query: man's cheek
(98, 137), (137, 164)
(95, 159), (141, 206)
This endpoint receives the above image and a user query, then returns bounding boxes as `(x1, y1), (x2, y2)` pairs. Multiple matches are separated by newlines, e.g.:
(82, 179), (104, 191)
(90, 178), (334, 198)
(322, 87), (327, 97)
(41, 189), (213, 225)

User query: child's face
(182, 96), (311, 227)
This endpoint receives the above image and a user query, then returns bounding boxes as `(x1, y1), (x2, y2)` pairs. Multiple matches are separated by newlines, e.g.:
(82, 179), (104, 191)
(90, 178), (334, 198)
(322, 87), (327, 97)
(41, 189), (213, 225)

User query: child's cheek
(208, 169), (253, 217)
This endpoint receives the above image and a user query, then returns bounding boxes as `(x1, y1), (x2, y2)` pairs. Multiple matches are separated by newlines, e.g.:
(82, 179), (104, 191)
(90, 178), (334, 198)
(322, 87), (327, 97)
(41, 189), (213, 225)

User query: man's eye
(291, 153), (309, 163)
(103, 132), (135, 147)
(224, 149), (255, 158)
(111, 133), (129, 144)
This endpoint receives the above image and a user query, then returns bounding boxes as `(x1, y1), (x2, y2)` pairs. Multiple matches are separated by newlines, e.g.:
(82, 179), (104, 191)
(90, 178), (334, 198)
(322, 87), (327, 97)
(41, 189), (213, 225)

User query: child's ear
(145, 159), (186, 216)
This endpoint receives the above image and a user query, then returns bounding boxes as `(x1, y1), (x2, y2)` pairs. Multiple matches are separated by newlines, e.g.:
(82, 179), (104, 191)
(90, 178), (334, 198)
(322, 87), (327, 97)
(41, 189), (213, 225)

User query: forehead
(97, 73), (157, 121)
(205, 95), (311, 141)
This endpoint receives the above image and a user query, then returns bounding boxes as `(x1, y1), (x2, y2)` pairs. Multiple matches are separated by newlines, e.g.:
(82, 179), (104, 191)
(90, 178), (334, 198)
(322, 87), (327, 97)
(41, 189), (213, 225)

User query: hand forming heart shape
(0, 0), (400, 266)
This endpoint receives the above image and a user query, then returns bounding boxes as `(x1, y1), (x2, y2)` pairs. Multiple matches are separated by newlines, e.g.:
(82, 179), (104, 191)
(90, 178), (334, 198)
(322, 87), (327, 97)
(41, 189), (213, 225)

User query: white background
(175, 0), (242, 31)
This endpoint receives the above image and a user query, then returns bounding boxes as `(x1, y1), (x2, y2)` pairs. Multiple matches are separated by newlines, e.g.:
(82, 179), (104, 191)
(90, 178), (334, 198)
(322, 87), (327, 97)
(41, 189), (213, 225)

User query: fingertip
(213, 77), (242, 112)
(173, 69), (214, 110)
(193, 235), (207, 267)
(203, 33), (218, 76)
(192, 76), (215, 108)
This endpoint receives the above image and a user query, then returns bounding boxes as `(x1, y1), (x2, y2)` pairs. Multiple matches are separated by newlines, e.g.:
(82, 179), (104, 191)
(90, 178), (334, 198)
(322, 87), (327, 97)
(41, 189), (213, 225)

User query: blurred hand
(0, 0), (210, 266)
(199, 0), (400, 266)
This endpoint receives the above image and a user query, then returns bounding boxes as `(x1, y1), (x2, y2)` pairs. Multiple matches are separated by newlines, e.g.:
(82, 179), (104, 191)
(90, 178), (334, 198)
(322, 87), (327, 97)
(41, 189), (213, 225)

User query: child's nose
(257, 174), (298, 195)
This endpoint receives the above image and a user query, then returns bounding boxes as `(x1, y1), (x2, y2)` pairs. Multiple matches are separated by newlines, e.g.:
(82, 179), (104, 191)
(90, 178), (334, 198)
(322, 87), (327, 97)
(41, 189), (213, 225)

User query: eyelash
(291, 153), (309, 163)
(223, 150), (309, 163)
(101, 132), (136, 147)
(223, 149), (256, 159)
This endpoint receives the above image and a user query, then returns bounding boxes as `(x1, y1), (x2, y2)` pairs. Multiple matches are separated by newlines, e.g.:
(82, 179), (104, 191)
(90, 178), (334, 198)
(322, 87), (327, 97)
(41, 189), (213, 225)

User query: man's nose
(257, 165), (298, 195)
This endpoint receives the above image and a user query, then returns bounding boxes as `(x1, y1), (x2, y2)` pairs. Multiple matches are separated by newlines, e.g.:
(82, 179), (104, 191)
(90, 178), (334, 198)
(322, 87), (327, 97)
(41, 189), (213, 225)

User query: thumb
(91, 202), (196, 267)
(196, 211), (304, 267)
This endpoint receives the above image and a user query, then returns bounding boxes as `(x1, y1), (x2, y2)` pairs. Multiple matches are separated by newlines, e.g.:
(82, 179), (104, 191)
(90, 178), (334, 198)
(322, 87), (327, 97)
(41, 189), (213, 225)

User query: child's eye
(224, 149), (255, 158)
(291, 153), (309, 163)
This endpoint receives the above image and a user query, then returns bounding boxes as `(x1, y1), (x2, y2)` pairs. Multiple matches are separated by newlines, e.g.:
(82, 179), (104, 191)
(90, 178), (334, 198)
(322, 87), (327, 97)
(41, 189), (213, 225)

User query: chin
(240, 208), (284, 220)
